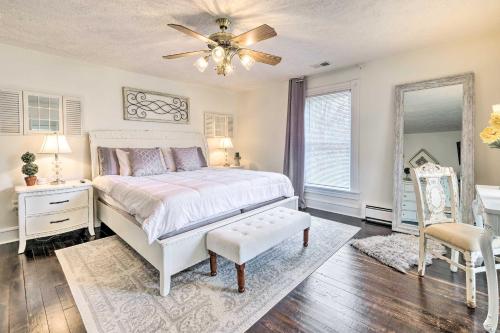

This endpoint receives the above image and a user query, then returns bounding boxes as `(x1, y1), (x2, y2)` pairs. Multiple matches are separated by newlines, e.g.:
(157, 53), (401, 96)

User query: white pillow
(161, 147), (176, 171)
(116, 149), (131, 176)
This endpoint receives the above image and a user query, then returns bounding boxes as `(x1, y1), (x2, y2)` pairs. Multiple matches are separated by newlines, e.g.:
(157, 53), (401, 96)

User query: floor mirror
(392, 73), (474, 234)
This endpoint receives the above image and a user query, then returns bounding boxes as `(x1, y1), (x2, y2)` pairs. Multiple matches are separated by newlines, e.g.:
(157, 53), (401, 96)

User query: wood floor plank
(22, 254), (50, 333)
(8, 252), (28, 333)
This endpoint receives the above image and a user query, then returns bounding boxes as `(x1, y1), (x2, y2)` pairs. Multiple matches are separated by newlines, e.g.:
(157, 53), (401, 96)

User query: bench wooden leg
(303, 228), (310, 247)
(235, 263), (245, 293)
(209, 250), (217, 276)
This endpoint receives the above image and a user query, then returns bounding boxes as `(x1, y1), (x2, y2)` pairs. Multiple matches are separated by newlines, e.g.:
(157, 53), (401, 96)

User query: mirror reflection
(401, 84), (463, 228)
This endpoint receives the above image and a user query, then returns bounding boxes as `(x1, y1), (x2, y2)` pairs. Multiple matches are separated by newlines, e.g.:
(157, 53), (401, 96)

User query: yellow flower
(489, 113), (500, 129)
(480, 126), (500, 144)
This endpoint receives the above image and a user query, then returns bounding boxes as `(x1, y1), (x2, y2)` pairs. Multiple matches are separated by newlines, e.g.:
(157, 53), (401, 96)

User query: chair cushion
(424, 223), (500, 252)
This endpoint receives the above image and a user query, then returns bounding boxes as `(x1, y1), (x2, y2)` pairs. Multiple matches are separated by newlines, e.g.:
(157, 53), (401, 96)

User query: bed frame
(89, 130), (298, 296)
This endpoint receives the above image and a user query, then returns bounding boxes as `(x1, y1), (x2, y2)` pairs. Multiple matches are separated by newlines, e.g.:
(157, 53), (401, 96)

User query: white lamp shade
(493, 104), (500, 113)
(220, 137), (233, 149)
(211, 46), (225, 65)
(39, 134), (72, 154)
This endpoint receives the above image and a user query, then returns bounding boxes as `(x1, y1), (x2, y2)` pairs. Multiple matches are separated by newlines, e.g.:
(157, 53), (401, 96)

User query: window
(204, 112), (234, 138)
(305, 83), (357, 192)
(23, 92), (63, 134)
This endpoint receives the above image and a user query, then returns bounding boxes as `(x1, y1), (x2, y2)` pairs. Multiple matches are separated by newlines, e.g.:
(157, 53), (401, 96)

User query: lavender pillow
(130, 148), (167, 177)
(197, 147), (208, 167)
(97, 147), (120, 175)
(172, 147), (205, 171)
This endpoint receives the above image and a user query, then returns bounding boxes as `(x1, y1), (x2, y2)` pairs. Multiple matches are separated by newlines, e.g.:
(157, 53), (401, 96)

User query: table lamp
(220, 137), (233, 167)
(39, 133), (72, 184)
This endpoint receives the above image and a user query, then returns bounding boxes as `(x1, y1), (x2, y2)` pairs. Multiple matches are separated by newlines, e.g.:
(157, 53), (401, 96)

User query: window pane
(39, 96), (49, 108)
(28, 95), (38, 107)
(49, 97), (59, 108)
(305, 90), (352, 190)
(39, 108), (49, 120)
(50, 109), (59, 120)
(30, 119), (39, 130)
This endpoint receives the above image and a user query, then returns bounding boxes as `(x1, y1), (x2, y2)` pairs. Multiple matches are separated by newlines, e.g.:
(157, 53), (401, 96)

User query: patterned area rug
(351, 233), (446, 273)
(56, 217), (359, 333)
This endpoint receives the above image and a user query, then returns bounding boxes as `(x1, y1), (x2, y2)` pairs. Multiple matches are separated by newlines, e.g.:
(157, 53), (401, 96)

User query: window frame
(304, 80), (360, 197)
(23, 91), (63, 135)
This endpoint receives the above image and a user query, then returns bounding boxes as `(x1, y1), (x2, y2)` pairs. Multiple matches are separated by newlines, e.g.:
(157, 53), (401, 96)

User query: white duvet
(93, 168), (294, 244)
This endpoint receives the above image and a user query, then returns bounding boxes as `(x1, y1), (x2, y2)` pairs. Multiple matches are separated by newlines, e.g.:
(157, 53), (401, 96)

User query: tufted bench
(206, 207), (311, 293)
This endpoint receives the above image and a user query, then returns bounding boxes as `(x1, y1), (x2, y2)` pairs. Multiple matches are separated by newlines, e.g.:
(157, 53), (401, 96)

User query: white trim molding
(0, 226), (19, 245)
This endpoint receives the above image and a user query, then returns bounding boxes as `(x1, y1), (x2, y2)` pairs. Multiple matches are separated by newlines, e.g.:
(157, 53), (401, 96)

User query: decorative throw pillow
(130, 148), (167, 177)
(171, 147), (203, 171)
(97, 147), (120, 175)
(197, 147), (208, 167)
(161, 148), (177, 172)
(116, 149), (131, 176)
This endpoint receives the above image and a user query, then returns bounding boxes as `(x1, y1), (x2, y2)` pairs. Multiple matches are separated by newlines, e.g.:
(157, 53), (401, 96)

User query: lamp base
(50, 179), (66, 185)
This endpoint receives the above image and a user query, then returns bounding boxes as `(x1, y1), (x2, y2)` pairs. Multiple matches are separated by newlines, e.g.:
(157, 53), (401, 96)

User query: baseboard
(305, 192), (362, 218)
(0, 226), (19, 245)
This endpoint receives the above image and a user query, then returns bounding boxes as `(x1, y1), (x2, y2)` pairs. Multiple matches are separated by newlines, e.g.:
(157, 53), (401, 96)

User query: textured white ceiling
(1, 0), (499, 91)
(404, 84), (463, 134)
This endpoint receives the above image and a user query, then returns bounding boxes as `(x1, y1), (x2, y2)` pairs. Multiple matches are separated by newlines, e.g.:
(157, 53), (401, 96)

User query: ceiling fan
(163, 18), (281, 76)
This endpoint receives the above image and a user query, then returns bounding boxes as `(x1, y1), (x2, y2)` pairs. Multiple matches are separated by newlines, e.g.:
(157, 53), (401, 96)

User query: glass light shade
(39, 134), (72, 154)
(240, 54), (255, 71)
(224, 63), (234, 75)
(211, 46), (225, 64)
(220, 137), (233, 149)
(493, 104), (500, 113)
(193, 56), (208, 72)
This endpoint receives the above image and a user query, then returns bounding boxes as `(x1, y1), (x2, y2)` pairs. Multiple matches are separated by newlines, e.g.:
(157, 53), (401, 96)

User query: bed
(89, 130), (298, 296)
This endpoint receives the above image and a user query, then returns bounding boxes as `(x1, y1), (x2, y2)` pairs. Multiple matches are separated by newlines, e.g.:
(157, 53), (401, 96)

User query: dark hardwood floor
(1, 209), (498, 332)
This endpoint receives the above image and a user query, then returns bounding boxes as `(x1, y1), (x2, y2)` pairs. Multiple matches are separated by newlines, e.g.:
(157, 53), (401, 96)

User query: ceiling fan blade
(231, 24), (277, 47)
(239, 49), (281, 66)
(167, 24), (217, 46)
(162, 50), (208, 59)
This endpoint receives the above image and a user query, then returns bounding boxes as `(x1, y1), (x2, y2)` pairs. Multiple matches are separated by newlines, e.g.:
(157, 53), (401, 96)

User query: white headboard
(89, 130), (209, 179)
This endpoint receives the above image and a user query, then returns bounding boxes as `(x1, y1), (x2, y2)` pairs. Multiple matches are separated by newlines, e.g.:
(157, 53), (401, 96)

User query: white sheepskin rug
(350, 233), (446, 273)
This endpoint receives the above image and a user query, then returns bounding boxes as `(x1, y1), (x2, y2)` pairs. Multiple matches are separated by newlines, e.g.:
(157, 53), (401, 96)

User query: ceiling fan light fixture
(211, 46), (225, 65)
(224, 63), (234, 75)
(239, 54), (255, 71)
(193, 56), (209, 72)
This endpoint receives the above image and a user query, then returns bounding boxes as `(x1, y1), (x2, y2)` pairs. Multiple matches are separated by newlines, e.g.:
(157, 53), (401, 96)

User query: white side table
(212, 165), (245, 169)
(16, 179), (94, 254)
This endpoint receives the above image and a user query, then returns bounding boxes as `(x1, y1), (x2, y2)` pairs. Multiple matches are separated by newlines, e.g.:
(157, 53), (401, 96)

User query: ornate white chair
(412, 163), (500, 308)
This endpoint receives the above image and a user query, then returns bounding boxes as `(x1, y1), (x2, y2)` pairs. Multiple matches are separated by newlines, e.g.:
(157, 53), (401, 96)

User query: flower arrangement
(480, 105), (500, 148)
(21, 151), (38, 186)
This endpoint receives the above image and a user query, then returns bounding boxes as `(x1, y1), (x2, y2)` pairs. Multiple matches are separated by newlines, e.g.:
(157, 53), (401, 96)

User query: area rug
(56, 217), (359, 333)
(350, 233), (446, 273)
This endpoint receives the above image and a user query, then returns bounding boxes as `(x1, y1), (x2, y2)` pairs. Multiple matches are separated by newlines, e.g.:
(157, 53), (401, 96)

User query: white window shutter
(226, 114), (234, 137)
(0, 89), (23, 135)
(204, 112), (233, 138)
(204, 112), (215, 137)
(63, 96), (83, 135)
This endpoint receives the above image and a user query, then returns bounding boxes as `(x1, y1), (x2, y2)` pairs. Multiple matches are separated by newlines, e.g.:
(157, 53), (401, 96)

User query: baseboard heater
(364, 205), (392, 226)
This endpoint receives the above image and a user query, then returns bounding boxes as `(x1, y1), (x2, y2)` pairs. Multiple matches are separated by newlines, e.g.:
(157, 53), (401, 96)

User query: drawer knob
(50, 200), (69, 205)
(50, 218), (70, 224)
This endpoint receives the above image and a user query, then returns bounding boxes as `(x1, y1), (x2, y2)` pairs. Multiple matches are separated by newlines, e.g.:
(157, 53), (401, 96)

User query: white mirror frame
(392, 73), (475, 234)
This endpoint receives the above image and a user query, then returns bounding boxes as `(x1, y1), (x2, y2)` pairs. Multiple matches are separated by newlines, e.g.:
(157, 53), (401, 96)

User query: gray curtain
(283, 78), (306, 208)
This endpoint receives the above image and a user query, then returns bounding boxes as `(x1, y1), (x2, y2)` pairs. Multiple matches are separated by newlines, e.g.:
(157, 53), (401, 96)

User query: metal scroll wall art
(122, 87), (189, 124)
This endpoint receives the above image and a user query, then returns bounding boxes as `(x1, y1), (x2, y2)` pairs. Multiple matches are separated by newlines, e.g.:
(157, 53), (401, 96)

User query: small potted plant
(21, 152), (38, 186)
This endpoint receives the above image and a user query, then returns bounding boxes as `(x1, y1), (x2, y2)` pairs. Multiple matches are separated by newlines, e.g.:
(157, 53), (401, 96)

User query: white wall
(0, 43), (241, 242)
(403, 131), (462, 173)
(237, 32), (500, 215)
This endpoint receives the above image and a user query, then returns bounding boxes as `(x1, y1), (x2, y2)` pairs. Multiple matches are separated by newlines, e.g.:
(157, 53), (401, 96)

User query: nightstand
(16, 180), (94, 254)
(212, 165), (245, 169)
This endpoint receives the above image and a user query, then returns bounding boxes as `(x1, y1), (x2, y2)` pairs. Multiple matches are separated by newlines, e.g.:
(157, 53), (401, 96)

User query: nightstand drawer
(25, 190), (88, 215)
(26, 208), (89, 235)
